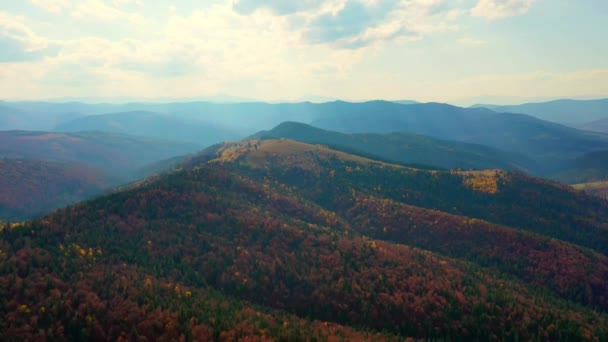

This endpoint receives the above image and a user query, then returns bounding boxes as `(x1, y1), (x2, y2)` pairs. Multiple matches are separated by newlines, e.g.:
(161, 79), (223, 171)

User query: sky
(0, 0), (607, 105)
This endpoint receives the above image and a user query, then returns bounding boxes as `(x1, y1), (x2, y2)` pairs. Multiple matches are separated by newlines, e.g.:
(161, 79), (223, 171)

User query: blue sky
(0, 0), (607, 104)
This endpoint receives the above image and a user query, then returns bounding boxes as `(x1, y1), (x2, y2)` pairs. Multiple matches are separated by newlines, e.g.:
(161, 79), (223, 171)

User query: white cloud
(0, 3), (365, 100)
(291, 0), (454, 49)
(232, 0), (327, 15)
(458, 37), (487, 45)
(71, 0), (145, 24)
(31, 0), (71, 14)
(471, 0), (535, 19)
(446, 9), (465, 21)
(440, 69), (608, 103)
(112, 0), (143, 6)
(0, 11), (55, 61)
(3, 0), (602, 102)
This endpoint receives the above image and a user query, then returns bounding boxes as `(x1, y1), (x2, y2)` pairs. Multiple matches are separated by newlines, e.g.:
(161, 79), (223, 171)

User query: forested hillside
(254, 121), (536, 172)
(0, 159), (110, 220)
(0, 130), (200, 179)
(2, 139), (608, 340)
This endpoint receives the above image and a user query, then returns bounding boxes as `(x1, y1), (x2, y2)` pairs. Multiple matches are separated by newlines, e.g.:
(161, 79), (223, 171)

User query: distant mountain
(4, 101), (118, 116)
(309, 101), (608, 174)
(290, 94), (340, 103)
(0, 159), (110, 220)
(4, 101), (323, 132)
(475, 98), (608, 125)
(5, 100), (608, 176)
(38, 94), (259, 104)
(552, 150), (608, 184)
(0, 130), (200, 179)
(0, 104), (84, 131)
(0, 100), (451, 135)
(4, 138), (608, 339)
(579, 117), (608, 133)
(392, 100), (419, 105)
(54, 111), (243, 146)
(470, 103), (501, 109)
(254, 121), (535, 172)
(455, 95), (561, 107)
(0, 130), (202, 219)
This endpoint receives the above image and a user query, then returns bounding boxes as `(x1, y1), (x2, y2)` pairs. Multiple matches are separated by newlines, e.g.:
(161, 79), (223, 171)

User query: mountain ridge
(474, 98), (608, 125)
(3, 138), (608, 339)
(253, 121), (536, 172)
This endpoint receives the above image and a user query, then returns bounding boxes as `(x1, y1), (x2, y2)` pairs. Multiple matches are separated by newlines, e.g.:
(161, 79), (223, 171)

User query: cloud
(471, 0), (535, 19)
(30, 0), (71, 14)
(231, 0), (453, 49)
(304, 1), (391, 43)
(297, 0), (451, 49)
(442, 69), (608, 103)
(4, 0), (542, 101)
(232, 0), (326, 15)
(71, 0), (145, 24)
(112, 0), (143, 6)
(0, 11), (57, 62)
(458, 37), (487, 45)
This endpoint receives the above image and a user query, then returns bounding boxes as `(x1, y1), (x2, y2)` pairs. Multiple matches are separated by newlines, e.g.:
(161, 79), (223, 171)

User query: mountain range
(2, 138), (608, 340)
(579, 117), (608, 134)
(3, 101), (608, 170)
(254, 121), (535, 172)
(0, 130), (200, 177)
(473, 98), (608, 126)
(2, 99), (608, 222)
(53, 111), (242, 146)
(0, 131), (202, 219)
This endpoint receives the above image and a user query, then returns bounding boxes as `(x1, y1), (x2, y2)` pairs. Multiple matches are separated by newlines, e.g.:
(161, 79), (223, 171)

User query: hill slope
(310, 102), (608, 174)
(573, 181), (608, 199)
(254, 121), (536, 171)
(579, 117), (608, 134)
(0, 159), (110, 220)
(0, 130), (201, 179)
(552, 150), (608, 184)
(3, 139), (608, 340)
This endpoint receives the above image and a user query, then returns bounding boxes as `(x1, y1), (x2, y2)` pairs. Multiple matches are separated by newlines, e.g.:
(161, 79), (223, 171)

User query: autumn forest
(2, 138), (608, 340)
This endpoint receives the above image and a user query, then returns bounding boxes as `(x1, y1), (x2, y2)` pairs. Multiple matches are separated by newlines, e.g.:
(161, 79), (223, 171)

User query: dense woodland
(2, 139), (608, 340)
(0, 159), (110, 220)
(574, 181), (608, 199)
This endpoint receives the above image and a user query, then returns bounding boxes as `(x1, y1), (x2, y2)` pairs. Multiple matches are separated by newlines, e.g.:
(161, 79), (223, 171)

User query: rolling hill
(0, 159), (111, 220)
(309, 102), (608, 175)
(6, 100), (608, 182)
(53, 111), (243, 146)
(3, 139), (608, 340)
(0, 103), (85, 131)
(4, 101), (323, 133)
(474, 98), (608, 126)
(254, 121), (536, 172)
(579, 117), (608, 134)
(0, 131), (203, 220)
(0, 130), (201, 179)
(552, 150), (608, 184)
(5, 101), (608, 175)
